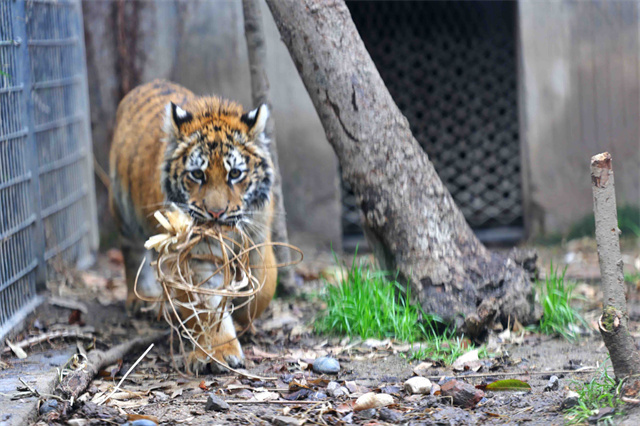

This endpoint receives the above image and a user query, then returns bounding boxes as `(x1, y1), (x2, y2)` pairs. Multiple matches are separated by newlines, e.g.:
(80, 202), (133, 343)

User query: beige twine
(135, 208), (302, 377)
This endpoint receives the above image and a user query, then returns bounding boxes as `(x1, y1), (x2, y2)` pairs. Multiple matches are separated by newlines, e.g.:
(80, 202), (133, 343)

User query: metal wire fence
(0, 0), (97, 339)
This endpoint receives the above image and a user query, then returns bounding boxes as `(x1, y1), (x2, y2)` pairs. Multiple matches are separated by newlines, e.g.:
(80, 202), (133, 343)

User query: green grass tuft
(533, 263), (587, 341)
(567, 205), (640, 241)
(624, 272), (640, 286)
(315, 254), (483, 364)
(565, 359), (622, 425)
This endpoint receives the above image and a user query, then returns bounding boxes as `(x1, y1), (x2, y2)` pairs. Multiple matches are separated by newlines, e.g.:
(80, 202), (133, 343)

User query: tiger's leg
(184, 257), (244, 374)
(122, 238), (162, 314)
(232, 244), (278, 329)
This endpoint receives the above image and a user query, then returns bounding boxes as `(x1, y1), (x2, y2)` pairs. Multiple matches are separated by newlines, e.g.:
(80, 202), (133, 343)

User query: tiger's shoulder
(109, 80), (197, 238)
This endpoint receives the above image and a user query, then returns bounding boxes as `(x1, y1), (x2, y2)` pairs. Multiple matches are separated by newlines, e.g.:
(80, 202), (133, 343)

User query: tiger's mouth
(187, 207), (241, 229)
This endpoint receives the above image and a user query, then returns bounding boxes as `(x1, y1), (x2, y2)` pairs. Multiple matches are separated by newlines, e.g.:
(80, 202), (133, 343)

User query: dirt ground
(2, 240), (640, 425)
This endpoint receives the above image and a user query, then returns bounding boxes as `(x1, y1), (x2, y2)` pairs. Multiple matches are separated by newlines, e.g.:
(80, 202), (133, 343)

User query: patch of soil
(2, 244), (639, 425)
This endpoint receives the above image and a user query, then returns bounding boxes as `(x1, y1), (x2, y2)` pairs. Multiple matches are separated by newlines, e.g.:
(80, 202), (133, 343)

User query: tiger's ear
(241, 104), (269, 140)
(163, 102), (193, 136)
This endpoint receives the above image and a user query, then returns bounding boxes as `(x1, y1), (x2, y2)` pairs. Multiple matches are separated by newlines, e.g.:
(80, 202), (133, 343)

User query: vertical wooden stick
(242, 0), (296, 295)
(591, 152), (640, 380)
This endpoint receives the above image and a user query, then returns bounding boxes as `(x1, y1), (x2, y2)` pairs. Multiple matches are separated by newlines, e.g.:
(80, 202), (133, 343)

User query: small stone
(404, 376), (432, 394)
(312, 356), (340, 374)
(379, 407), (404, 423)
(562, 391), (580, 409)
(39, 399), (59, 415)
(327, 381), (348, 398)
(544, 375), (559, 392)
(440, 379), (485, 408)
(588, 406), (615, 423)
(341, 412), (354, 424)
(308, 391), (327, 401)
(357, 408), (376, 419)
(272, 416), (303, 426)
(129, 421), (158, 426)
(205, 393), (230, 411)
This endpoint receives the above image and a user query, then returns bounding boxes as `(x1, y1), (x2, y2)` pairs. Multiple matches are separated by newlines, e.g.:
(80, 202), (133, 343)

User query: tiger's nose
(208, 207), (227, 219)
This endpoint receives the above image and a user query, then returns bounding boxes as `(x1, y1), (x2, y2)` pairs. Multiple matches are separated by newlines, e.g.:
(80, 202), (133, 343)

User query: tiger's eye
(228, 169), (242, 180)
(190, 170), (204, 181)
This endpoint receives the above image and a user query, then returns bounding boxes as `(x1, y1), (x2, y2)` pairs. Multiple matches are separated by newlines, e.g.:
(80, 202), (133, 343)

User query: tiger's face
(161, 101), (273, 230)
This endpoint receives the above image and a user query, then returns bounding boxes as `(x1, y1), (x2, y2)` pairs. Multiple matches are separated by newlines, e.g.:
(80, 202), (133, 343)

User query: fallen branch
(58, 332), (166, 400)
(590, 152), (640, 381)
(2, 330), (98, 354)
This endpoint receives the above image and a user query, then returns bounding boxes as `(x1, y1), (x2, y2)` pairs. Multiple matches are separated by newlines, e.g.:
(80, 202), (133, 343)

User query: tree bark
(265, 0), (538, 333)
(243, 0), (297, 295)
(591, 152), (640, 381)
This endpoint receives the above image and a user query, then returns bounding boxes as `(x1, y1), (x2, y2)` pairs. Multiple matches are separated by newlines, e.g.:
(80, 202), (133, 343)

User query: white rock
(404, 376), (433, 395)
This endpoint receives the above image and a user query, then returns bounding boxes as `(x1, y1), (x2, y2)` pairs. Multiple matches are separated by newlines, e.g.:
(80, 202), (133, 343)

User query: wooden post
(591, 152), (640, 383)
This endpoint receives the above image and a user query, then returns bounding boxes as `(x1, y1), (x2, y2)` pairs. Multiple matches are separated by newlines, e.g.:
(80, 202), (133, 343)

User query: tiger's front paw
(186, 337), (245, 375)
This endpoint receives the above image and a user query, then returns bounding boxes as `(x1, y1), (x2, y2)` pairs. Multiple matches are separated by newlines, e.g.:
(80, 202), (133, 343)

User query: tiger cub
(109, 80), (277, 373)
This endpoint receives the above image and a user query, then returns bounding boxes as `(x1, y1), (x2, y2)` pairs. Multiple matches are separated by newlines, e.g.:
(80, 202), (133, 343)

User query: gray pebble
(312, 356), (340, 374)
(308, 391), (327, 401)
(379, 407), (404, 423)
(39, 399), (59, 415)
(544, 375), (559, 392)
(206, 393), (230, 411)
(562, 391), (580, 409)
(124, 421), (158, 426)
(327, 380), (349, 397)
(357, 408), (377, 419)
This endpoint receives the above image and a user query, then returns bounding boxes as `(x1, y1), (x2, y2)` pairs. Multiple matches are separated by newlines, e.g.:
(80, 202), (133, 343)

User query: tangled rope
(136, 207), (302, 377)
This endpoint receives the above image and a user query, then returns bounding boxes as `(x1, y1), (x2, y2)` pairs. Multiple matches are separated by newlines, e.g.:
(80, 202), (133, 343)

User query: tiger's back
(110, 80), (196, 239)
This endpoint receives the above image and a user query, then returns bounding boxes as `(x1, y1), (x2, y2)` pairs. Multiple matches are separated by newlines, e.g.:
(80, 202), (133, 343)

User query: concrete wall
(82, 0), (341, 250)
(519, 0), (640, 235)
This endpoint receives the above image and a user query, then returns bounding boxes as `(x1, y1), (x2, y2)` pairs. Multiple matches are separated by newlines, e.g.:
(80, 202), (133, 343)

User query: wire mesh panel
(346, 1), (523, 243)
(0, 0), (97, 339)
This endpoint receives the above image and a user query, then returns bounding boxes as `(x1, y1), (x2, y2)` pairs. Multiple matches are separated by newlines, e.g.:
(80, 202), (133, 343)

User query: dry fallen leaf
(249, 347), (280, 359)
(252, 391), (279, 402)
(127, 414), (160, 423)
(353, 392), (394, 411)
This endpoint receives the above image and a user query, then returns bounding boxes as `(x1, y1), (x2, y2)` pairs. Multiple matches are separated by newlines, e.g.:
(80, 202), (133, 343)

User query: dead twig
(93, 155), (111, 190)
(18, 377), (40, 397)
(188, 398), (326, 405)
(99, 343), (155, 405)
(58, 332), (167, 401)
(17, 377), (66, 402)
(425, 367), (600, 381)
(2, 330), (98, 355)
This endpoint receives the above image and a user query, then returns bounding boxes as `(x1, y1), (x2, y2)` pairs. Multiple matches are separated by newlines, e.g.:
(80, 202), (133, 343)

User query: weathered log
(591, 152), (640, 381)
(264, 0), (538, 332)
(58, 332), (165, 400)
(242, 0), (296, 295)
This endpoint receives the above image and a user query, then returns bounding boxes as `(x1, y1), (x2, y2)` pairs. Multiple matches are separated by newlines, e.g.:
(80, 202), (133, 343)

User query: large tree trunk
(242, 0), (297, 295)
(265, 0), (539, 333)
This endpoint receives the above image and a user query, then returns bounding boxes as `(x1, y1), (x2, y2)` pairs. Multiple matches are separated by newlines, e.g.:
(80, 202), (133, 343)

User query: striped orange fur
(109, 80), (277, 372)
